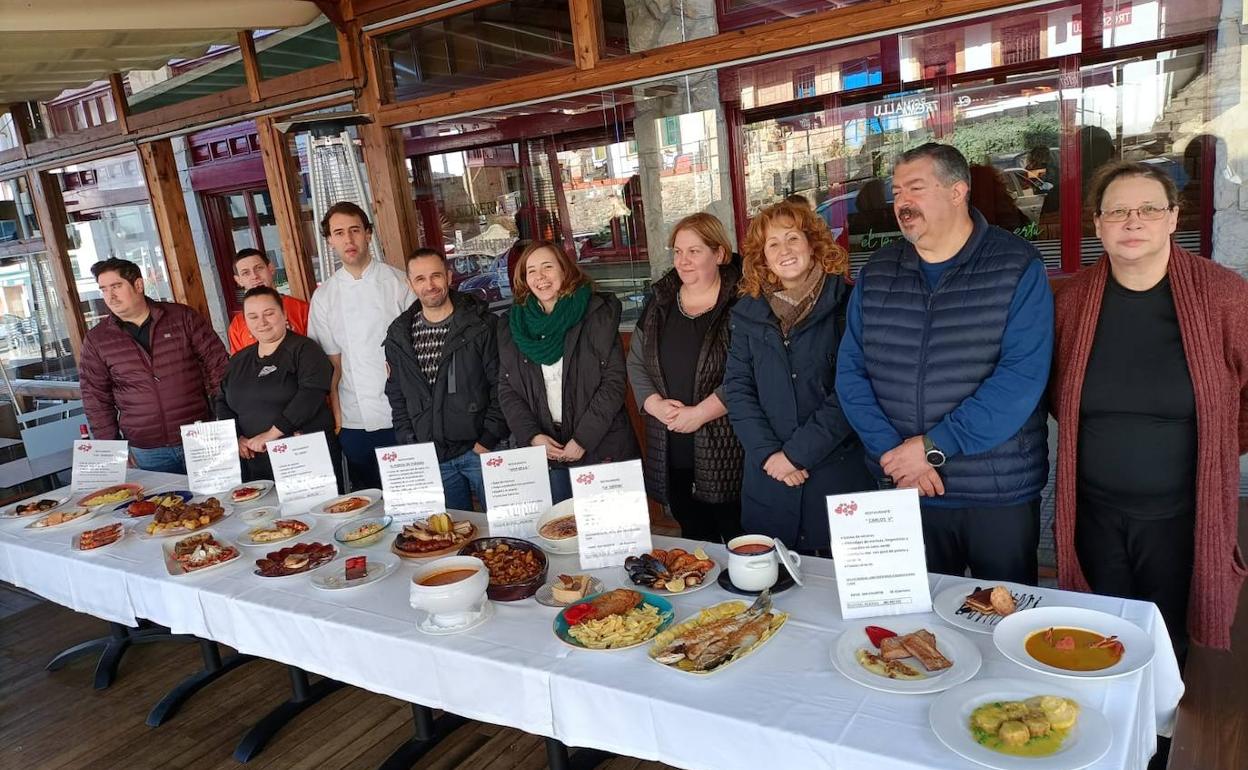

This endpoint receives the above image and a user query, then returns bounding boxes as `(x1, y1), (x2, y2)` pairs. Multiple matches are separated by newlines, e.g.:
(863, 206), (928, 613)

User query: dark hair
(1086, 160), (1180, 215)
(231, 247), (269, 272)
(319, 201), (372, 238)
(405, 247), (444, 269)
(895, 142), (972, 189)
(511, 241), (590, 304)
(90, 258), (141, 284)
(242, 285), (285, 310)
(783, 194), (812, 209)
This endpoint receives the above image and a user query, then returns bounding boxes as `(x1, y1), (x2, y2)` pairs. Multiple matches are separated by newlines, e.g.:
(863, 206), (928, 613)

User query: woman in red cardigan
(1052, 160), (1248, 654)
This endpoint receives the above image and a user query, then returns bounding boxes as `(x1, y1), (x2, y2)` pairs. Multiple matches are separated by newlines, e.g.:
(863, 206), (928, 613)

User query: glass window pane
(716, 0), (875, 32)
(900, 5), (1080, 82)
(126, 45), (247, 115)
(251, 190), (290, 295)
(0, 252), (76, 381)
(0, 177), (41, 241)
(597, 0), (715, 55)
(722, 40), (882, 110)
(257, 17), (341, 80)
(1092, 0), (1218, 48)
(0, 112), (18, 151)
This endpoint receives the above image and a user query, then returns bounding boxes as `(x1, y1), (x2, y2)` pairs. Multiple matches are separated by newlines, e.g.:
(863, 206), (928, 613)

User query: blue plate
(553, 590), (674, 651)
(112, 490), (193, 515)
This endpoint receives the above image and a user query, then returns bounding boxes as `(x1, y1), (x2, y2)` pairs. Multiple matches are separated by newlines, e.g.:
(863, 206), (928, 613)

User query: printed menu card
(267, 432), (338, 512)
(481, 446), (552, 538)
(71, 439), (129, 490)
(826, 488), (932, 619)
(375, 442), (445, 524)
(181, 420), (242, 495)
(570, 459), (652, 570)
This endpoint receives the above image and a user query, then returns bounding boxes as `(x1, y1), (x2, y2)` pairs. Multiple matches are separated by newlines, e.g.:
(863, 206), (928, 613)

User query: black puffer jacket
(383, 291), (506, 461)
(497, 292), (639, 467)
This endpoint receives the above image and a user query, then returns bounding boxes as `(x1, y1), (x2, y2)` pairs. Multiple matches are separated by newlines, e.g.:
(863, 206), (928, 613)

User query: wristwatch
(922, 435), (946, 468)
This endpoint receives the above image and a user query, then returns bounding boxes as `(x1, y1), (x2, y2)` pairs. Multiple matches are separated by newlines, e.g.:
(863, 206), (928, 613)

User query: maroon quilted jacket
(79, 300), (229, 449)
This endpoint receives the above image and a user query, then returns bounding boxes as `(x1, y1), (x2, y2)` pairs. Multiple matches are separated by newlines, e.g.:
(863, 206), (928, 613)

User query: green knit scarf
(509, 284), (591, 365)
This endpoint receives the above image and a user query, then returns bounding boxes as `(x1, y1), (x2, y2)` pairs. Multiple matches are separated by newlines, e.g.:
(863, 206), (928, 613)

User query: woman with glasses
(1051, 160), (1248, 655)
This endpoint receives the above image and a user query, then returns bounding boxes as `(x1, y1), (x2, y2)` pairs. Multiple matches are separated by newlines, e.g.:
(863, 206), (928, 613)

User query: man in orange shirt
(226, 248), (310, 353)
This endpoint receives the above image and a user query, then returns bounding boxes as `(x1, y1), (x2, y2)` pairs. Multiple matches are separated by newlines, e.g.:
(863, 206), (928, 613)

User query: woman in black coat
(627, 213), (744, 542)
(723, 201), (874, 551)
(497, 241), (639, 502)
(215, 287), (343, 491)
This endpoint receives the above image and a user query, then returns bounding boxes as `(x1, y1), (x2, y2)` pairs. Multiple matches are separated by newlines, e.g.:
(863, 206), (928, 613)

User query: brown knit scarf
(766, 268), (826, 335)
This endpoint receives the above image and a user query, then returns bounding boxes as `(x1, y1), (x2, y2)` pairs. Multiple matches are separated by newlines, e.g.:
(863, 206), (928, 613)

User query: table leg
(45, 620), (196, 690)
(233, 665), (345, 763)
(376, 703), (469, 770)
(544, 737), (613, 770)
(146, 639), (256, 727)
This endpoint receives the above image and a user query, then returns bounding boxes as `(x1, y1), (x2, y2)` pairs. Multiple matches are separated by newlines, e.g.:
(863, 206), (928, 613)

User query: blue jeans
(338, 428), (395, 491)
(549, 466), (572, 504)
(130, 446), (186, 474)
(440, 450), (485, 511)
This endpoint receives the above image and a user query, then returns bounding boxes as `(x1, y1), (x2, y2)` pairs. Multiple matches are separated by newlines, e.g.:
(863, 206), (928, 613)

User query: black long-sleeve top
(214, 332), (335, 439)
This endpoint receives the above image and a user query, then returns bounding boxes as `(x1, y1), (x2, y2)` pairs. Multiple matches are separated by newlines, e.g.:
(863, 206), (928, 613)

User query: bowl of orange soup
(409, 556), (489, 624)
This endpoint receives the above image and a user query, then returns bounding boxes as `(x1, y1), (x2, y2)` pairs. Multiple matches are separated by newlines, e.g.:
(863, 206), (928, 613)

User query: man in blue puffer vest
(835, 143), (1053, 585)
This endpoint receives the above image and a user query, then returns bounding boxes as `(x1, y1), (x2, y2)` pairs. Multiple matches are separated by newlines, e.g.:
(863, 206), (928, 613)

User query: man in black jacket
(383, 249), (507, 510)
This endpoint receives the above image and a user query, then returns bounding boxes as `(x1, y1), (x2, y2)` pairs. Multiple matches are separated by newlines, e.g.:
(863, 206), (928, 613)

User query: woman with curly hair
(723, 200), (874, 551)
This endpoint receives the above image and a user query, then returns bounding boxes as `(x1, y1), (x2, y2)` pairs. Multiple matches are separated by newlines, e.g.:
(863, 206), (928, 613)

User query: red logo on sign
(271, 444), (287, 454)
(834, 501), (858, 516)
(381, 451), (397, 462)
(184, 429), (199, 438)
(575, 472), (595, 485)
(77, 443), (92, 452)
(486, 457), (503, 467)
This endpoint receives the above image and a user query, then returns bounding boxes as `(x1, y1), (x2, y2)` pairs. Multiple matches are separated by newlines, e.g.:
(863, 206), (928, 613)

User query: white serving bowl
(534, 499), (578, 553)
(409, 555), (489, 625)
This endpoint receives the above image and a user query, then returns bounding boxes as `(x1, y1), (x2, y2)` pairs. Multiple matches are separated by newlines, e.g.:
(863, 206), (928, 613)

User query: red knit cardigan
(1051, 244), (1248, 649)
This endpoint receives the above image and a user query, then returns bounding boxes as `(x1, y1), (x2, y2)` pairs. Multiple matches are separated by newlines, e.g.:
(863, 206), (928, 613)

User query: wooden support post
(569, 0), (603, 70)
(239, 31), (263, 102)
(107, 73), (130, 134)
(26, 170), (86, 361)
(255, 116), (316, 300)
(138, 140), (211, 320)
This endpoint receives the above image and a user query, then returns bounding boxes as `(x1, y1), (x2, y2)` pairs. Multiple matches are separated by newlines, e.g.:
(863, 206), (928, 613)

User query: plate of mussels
(622, 547), (720, 595)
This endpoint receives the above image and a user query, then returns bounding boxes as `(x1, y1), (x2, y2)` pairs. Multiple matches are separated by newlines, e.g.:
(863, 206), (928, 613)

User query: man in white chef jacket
(308, 201), (415, 490)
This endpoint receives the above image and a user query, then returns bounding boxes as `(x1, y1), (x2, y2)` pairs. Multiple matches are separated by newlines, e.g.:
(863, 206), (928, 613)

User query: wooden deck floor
(0, 589), (674, 770)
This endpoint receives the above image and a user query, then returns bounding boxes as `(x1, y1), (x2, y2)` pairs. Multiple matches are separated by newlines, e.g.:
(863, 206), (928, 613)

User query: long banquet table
(1, 470), (1184, 770)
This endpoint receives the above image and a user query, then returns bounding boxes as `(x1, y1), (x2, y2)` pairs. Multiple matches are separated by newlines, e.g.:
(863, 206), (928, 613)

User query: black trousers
(1075, 500), (1194, 660)
(920, 498), (1040, 585)
(667, 467), (743, 544)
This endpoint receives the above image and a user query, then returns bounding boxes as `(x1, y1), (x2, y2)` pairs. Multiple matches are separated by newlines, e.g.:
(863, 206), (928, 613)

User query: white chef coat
(308, 259), (415, 431)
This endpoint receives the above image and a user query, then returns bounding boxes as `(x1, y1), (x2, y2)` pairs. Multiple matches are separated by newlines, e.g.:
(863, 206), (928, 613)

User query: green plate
(553, 590), (674, 651)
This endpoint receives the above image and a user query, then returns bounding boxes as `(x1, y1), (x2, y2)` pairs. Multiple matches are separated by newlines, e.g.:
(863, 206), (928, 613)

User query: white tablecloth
(0, 470), (1184, 770)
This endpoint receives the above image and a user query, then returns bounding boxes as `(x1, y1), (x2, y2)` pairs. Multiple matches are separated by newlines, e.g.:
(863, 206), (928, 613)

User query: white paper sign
(827, 488), (932, 619)
(267, 432), (338, 512)
(181, 420), (242, 495)
(571, 459), (651, 570)
(376, 443), (445, 524)
(481, 446), (553, 538)
(71, 439), (129, 490)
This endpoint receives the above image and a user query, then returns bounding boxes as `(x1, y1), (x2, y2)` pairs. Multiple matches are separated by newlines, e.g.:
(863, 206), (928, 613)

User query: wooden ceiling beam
(254, 115), (317, 300)
(569, 0), (603, 71)
(138, 140), (211, 320)
(107, 73), (131, 134)
(238, 31), (264, 102)
(26, 169), (86, 362)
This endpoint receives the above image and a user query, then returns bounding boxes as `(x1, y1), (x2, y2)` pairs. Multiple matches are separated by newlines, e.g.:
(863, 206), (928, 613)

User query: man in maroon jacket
(79, 258), (229, 473)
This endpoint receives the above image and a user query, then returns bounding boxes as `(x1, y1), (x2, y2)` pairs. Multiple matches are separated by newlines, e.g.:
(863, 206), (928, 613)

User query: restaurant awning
(0, 0), (324, 104)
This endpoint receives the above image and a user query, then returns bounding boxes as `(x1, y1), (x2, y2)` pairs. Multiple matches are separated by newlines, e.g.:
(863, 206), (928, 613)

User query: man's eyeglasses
(1097, 205), (1173, 223)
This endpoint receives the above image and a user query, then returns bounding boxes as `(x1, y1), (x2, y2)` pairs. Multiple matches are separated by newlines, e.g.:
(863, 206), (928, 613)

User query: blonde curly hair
(739, 200), (849, 298)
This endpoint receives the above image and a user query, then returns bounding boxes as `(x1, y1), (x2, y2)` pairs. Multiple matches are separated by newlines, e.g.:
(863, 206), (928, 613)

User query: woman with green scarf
(497, 241), (639, 502)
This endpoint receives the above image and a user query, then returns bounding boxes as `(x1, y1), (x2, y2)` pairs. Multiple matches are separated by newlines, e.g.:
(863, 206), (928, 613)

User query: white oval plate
(933, 581), (1049, 634)
(162, 531), (243, 577)
(137, 502), (234, 540)
(24, 506), (95, 531)
(830, 619), (982, 694)
(237, 516), (314, 547)
(929, 677), (1112, 770)
(252, 544), (338, 579)
(310, 554), (399, 590)
(227, 480), (274, 505)
(622, 559), (721, 596)
(72, 522), (128, 552)
(2, 493), (70, 519)
(239, 505), (280, 526)
(314, 491), (381, 516)
(993, 605), (1154, 680)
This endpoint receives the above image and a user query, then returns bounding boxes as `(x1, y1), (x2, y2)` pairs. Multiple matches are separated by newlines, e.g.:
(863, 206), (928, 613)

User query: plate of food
(315, 491), (380, 516)
(73, 522), (126, 552)
(554, 589), (674, 650)
(334, 514), (393, 548)
(112, 490), (193, 519)
(228, 480), (273, 505)
(458, 537), (547, 601)
(624, 547), (719, 595)
(25, 506), (95, 531)
(993, 606), (1153, 680)
(253, 542), (337, 578)
(929, 678), (1112, 770)
(2, 494), (70, 518)
(163, 531), (241, 576)
(933, 581), (1046, 634)
(534, 500), (578, 554)
(535, 574), (605, 607)
(648, 591), (788, 675)
(310, 554), (399, 590)
(392, 513), (476, 558)
(238, 517), (312, 546)
(78, 483), (144, 509)
(140, 497), (230, 537)
(830, 619), (982, 694)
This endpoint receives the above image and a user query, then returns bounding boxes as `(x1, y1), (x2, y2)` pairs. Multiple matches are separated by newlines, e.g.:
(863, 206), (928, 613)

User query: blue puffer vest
(858, 209), (1047, 505)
